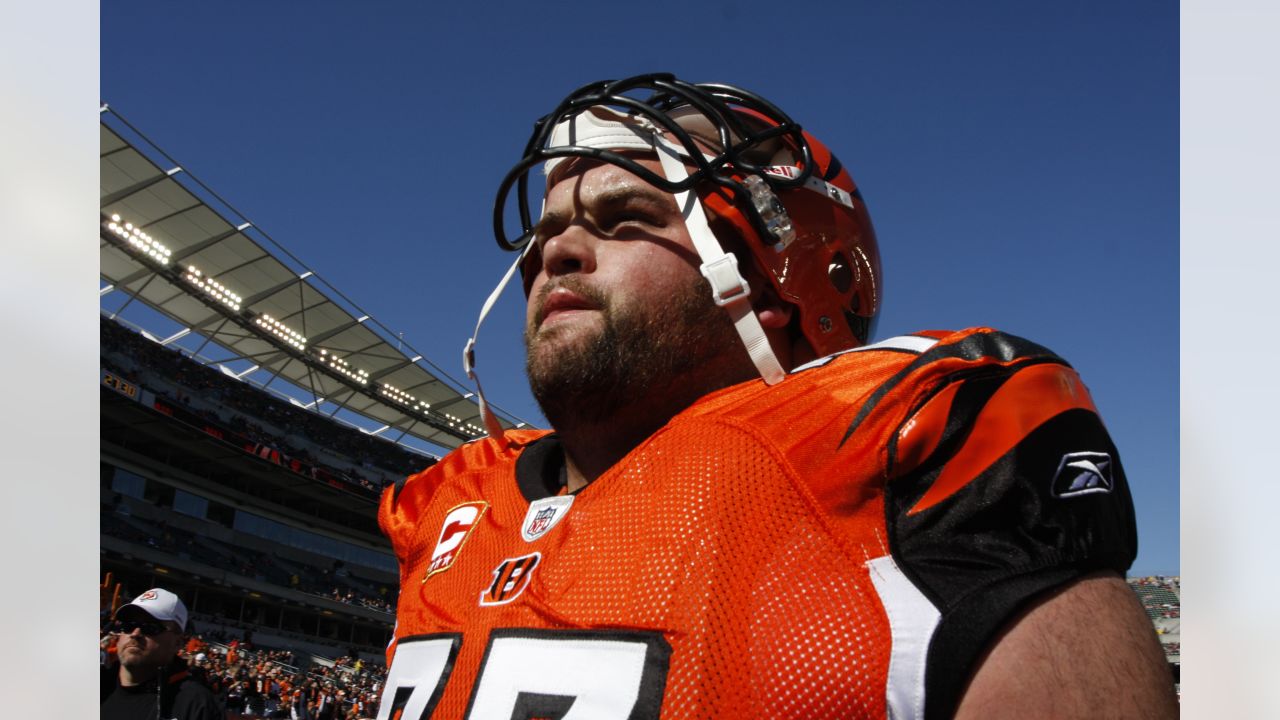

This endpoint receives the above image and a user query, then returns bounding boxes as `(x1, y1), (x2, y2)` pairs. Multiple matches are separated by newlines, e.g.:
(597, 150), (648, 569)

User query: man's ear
(750, 276), (821, 370)
(752, 282), (793, 329)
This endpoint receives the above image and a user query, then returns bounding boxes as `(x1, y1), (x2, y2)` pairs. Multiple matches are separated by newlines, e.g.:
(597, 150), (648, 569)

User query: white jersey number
(376, 634), (460, 720)
(376, 629), (669, 720)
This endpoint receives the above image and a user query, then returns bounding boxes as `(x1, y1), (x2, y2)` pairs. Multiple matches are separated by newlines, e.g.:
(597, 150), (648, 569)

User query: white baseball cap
(115, 588), (189, 631)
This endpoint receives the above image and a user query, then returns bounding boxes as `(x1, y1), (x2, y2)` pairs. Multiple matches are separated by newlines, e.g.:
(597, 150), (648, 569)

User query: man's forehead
(542, 104), (729, 178)
(545, 150), (666, 192)
(537, 163), (677, 236)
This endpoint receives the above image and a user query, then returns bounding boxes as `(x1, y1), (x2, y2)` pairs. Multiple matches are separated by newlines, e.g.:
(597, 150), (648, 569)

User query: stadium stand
(101, 316), (433, 497)
(101, 311), (404, 717)
(98, 106), (536, 719)
(1127, 576), (1181, 694)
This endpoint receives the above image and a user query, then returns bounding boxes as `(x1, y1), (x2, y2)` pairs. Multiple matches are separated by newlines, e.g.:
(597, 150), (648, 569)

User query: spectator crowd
(1127, 576), (1181, 620)
(101, 317), (436, 499)
(103, 624), (386, 720)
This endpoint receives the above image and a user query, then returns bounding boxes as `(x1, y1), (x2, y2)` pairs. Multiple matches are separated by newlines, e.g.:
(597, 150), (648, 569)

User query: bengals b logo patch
(479, 553), (541, 606)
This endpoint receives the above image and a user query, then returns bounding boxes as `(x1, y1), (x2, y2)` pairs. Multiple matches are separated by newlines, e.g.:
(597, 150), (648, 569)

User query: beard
(525, 274), (748, 429)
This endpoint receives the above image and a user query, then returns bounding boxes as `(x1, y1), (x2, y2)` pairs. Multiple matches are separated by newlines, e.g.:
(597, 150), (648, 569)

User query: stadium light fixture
(316, 348), (369, 385)
(183, 265), (243, 312)
(253, 313), (307, 351)
(445, 409), (483, 436)
(379, 383), (432, 413)
(381, 383), (485, 438)
(105, 213), (172, 266)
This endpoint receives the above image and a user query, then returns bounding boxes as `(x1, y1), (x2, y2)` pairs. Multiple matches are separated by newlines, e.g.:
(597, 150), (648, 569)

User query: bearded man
(375, 74), (1177, 720)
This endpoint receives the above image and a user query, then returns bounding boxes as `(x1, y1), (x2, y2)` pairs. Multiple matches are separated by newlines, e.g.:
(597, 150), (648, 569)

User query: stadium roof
(99, 106), (528, 453)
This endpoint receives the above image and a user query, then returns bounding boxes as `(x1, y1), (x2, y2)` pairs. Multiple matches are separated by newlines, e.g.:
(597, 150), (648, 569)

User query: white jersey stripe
(853, 335), (940, 355)
(867, 555), (941, 720)
(790, 335), (940, 374)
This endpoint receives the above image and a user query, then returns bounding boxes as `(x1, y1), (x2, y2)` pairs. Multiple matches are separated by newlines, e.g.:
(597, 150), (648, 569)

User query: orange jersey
(376, 328), (1136, 720)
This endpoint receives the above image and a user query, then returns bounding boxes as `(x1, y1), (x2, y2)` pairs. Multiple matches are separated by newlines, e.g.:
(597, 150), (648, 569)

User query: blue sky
(100, 1), (1177, 574)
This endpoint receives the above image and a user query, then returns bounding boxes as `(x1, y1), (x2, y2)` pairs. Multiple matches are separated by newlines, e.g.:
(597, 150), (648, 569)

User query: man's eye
(605, 212), (660, 231)
(532, 220), (564, 246)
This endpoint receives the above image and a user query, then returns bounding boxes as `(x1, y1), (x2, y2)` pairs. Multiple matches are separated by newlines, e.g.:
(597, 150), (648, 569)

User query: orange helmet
(494, 73), (882, 365)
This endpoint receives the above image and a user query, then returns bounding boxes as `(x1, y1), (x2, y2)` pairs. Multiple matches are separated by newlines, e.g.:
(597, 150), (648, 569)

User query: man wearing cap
(101, 588), (223, 720)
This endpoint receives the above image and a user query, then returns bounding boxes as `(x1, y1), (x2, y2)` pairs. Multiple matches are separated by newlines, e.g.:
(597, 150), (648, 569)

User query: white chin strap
(466, 109), (787, 442)
(650, 134), (786, 386)
(463, 243), (530, 446)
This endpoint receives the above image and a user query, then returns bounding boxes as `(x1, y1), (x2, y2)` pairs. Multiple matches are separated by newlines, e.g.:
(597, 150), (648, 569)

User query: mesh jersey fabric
(376, 328), (1137, 720)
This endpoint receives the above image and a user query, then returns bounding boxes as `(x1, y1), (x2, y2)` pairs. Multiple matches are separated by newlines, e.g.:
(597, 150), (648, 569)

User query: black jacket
(100, 657), (223, 720)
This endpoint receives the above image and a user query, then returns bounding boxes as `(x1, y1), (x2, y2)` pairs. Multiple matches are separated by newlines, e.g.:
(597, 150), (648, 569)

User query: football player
(376, 74), (1176, 719)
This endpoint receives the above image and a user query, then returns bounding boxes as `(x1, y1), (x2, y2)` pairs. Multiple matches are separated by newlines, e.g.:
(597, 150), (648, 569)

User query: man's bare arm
(954, 571), (1178, 719)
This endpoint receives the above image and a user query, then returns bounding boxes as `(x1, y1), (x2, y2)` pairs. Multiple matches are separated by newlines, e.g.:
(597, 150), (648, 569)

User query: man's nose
(539, 224), (597, 277)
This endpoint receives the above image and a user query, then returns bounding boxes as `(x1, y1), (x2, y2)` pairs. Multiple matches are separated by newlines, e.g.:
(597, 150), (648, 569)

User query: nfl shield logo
(528, 508), (556, 536)
(520, 495), (574, 542)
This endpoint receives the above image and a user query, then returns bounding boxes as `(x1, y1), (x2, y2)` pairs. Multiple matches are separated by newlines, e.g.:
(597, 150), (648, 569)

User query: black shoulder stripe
(837, 331), (1065, 450)
(823, 153), (844, 182)
(884, 369), (1013, 478)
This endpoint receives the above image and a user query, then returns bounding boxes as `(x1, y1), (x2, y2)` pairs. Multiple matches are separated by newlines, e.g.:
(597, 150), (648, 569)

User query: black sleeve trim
(886, 406), (1138, 720)
(924, 567), (1079, 720)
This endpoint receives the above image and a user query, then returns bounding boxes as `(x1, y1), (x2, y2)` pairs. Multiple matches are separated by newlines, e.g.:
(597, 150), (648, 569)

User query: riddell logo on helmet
(763, 165), (800, 179)
(425, 501), (488, 580)
(140, 590), (158, 601)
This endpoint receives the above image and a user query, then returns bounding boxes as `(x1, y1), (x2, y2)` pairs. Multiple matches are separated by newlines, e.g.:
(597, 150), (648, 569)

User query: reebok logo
(1051, 451), (1114, 498)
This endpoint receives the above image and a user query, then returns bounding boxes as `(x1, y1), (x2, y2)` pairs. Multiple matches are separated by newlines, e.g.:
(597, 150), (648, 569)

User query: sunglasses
(113, 619), (173, 636)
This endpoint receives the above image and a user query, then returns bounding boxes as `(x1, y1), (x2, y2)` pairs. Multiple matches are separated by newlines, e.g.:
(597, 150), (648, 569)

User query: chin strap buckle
(700, 254), (751, 307)
(653, 134), (786, 386)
